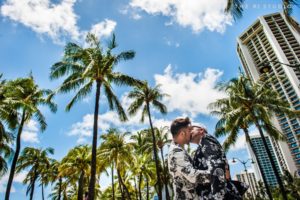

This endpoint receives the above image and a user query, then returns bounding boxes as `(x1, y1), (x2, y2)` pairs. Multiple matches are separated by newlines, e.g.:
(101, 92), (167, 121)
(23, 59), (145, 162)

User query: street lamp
(259, 60), (300, 80)
(232, 158), (255, 199)
(261, 60), (300, 69)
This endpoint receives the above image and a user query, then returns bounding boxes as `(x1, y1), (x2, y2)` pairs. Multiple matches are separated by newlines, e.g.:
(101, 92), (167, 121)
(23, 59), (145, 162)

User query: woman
(190, 126), (248, 200)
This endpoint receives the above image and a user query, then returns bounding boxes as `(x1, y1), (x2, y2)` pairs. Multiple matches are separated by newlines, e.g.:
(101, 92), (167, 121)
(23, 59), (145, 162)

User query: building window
(287, 132), (293, 138)
(291, 143), (298, 148)
(293, 124), (300, 129)
(292, 149), (300, 153)
(288, 138), (296, 143)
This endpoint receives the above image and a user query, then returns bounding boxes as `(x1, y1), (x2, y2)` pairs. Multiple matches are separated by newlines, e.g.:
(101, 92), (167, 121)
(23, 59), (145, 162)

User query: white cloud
(89, 19), (117, 39)
(164, 37), (180, 48)
(68, 93), (175, 143)
(0, 171), (27, 193)
(119, 6), (142, 20)
(1, 0), (117, 43)
(1, 0), (80, 42)
(21, 120), (39, 143)
(129, 0), (233, 33)
(154, 65), (225, 117)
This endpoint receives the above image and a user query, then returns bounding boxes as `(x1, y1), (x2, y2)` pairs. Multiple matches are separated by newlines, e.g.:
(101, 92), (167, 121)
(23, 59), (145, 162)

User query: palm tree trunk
(134, 176), (138, 200)
(117, 170), (124, 200)
(29, 172), (38, 200)
(41, 182), (45, 200)
(146, 176), (149, 200)
(244, 128), (273, 200)
(146, 102), (162, 200)
(88, 81), (101, 200)
(78, 171), (85, 200)
(58, 177), (62, 200)
(111, 164), (115, 200)
(5, 109), (26, 200)
(160, 148), (170, 200)
(117, 169), (131, 200)
(253, 119), (287, 200)
(138, 172), (142, 200)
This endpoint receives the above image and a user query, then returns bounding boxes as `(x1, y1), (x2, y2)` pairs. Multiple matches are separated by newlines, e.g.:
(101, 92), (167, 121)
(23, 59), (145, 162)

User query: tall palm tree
(225, 0), (300, 33)
(4, 76), (57, 200)
(16, 147), (54, 200)
(209, 93), (277, 200)
(47, 160), (64, 200)
(0, 131), (13, 177)
(154, 126), (171, 200)
(131, 153), (156, 200)
(49, 33), (141, 200)
(49, 180), (70, 200)
(98, 128), (133, 200)
(127, 82), (168, 200)
(59, 145), (91, 200)
(0, 74), (17, 177)
(209, 74), (300, 200)
(131, 129), (152, 155)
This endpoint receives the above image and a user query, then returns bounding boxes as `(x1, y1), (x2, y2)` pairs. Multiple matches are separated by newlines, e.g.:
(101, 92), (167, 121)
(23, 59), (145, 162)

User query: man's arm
(169, 148), (211, 184)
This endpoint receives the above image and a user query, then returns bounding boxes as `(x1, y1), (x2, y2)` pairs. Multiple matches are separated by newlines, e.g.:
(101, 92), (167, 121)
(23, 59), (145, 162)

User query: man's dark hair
(170, 117), (191, 136)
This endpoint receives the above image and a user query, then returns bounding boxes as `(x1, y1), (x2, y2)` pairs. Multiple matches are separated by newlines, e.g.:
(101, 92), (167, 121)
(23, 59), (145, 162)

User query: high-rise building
(235, 171), (259, 198)
(247, 135), (282, 187)
(237, 12), (300, 174)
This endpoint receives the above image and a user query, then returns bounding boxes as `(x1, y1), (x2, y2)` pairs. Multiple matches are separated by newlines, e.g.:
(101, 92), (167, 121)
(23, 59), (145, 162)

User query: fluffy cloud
(154, 65), (225, 116)
(21, 120), (39, 143)
(1, 0), (116, 43)
(0, 171), (27, 193)
(68, 94), (174, 143)
(129, 0), (232, 33)
(89, 19), (117, 39)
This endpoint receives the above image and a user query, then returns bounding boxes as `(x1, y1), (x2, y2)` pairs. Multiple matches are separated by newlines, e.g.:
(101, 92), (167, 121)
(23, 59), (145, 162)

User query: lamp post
(261, 60), (300, 69)
(232, 158), (256, 199)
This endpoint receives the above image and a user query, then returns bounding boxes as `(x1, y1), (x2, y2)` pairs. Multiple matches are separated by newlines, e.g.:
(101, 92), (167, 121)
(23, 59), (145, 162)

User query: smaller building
(247, 135), (282, 187)
(235, 172), (259, 198)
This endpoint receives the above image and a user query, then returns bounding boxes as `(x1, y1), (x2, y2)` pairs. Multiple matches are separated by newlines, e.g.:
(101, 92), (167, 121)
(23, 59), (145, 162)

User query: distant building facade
(235, 171), (259, 198)
(247, 135), (282, 187)
(237, 12), (300, 174)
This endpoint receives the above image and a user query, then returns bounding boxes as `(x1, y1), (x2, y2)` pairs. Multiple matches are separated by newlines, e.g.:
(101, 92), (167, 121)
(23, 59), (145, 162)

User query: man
(168, 117), (211, 200)
(190, 126), (248, 200)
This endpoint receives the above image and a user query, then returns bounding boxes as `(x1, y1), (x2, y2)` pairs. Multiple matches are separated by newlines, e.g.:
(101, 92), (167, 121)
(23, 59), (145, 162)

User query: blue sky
(0, 0), (300, 199)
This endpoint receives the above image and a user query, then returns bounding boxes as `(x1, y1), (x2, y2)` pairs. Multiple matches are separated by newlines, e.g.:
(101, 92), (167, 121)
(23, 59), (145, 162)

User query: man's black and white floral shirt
(168, 142), (211, 200)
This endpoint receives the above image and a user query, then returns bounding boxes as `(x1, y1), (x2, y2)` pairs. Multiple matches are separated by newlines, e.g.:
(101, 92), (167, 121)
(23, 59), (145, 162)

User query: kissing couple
(168, 117), (248, 200)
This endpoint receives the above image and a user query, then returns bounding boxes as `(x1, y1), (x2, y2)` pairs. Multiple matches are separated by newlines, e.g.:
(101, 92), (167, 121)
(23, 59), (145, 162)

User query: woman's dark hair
(170, 117), (191, 136)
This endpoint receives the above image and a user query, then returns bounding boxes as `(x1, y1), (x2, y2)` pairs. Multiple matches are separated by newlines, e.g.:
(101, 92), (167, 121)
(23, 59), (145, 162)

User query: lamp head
(259, 61), (271, 74)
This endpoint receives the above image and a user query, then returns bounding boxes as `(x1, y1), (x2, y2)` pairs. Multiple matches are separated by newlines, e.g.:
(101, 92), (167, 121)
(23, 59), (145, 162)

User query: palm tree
(127, 82), (168, 200)
(4, 76), (57, 200)
(16, 147), (54, 200)
(209, 93), (275, 199)
(209, 74), (300, 200)
(0, 131), (13, 177)
(59, 145), (91, 200)
(154, 126), (171, 200)
(49, 33), (141, 200)
(49, 180), (70, 200)
(131, 153), (156, 200)
(0, 74), (17, 177)
(98, 128), (133, 200)
(47, 160), (64, 200)
(131, 130), (152, 155)
(225, 0), (300, 33)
